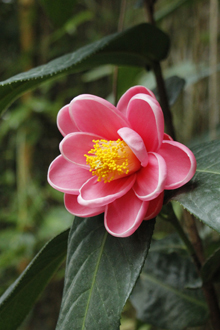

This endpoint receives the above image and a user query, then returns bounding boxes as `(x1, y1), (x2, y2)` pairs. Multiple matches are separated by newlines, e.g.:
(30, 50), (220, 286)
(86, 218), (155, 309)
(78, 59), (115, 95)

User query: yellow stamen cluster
(85, 139), (130, 183)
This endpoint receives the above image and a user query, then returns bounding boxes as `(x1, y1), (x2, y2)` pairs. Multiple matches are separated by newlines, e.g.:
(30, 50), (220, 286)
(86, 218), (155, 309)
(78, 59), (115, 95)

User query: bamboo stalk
(209, 0), (219, 139)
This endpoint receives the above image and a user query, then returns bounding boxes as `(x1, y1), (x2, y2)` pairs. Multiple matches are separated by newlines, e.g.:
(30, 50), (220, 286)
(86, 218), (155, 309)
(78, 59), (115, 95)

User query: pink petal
(57, 104), (79, 136)
(133, 152), (167, 201)
(163, 133), (173, 141)
(104, 189), (149, 237)
(158, 141), (197, 189)
(117, 85), (156, 116)
(65, 194), (104, 217)
(47, 155), (92, 194)
(78, 174), (136, 207)
(69, 94), (129, 140)
(127, 94), (164, 152)
(60, 132), (103, 169)
(144, 192), (164, 220)
(117, 127), (148, 167)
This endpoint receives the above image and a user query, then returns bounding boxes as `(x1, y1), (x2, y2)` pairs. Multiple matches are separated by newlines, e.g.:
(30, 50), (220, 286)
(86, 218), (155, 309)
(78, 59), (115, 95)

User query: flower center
(85, 139), (141, 183)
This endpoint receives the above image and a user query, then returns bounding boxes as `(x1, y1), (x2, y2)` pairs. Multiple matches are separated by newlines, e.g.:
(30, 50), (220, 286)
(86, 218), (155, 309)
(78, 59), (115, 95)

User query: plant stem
(167, 209), (201, 269)
(143, 0), (176, 139)
(183, 211), (205, 265)
(152, 61), (176, 139)
(143, 0), (155, 25)
(143, 0), (220, 326)
(166, 207), (220, 329)
(183, 211), (220, 330)
(113, 0), (127, 105)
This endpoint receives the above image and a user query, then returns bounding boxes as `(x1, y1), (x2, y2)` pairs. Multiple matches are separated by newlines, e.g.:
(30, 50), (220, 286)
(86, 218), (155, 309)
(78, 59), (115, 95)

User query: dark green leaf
(0, 23), (170, 115)
(153, 75), (185, 107)
(201, 247), (220, 283)
(56, 214), (155, 330)
(0, 229), (69, 330)
(40, 0), (78, 27)
(130, 236), (208, 330)
(170, 140), (220, 234)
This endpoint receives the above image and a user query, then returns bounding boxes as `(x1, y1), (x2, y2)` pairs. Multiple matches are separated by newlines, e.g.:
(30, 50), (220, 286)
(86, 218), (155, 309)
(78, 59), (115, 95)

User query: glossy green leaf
(0, 23), (170, 115)
(201, 247), (220, 283)
(0, 229), (69, 330)
(130, 235), (208, 330)
(56, 214), (155, 330)
(170, 140), (220, 234)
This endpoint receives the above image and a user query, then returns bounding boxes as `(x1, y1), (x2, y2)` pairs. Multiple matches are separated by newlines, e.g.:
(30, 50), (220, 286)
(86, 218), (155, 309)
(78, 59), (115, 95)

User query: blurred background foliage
(0, 0), (219, 329)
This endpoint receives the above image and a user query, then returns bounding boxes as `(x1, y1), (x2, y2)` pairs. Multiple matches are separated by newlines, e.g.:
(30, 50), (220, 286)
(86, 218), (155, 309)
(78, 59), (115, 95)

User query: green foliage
(153, 75), (185, 106)
(1, 1), (220, 329)
(131, 235), (208, 330)
(40, 0), (78, 27)
(55, 215), (155, 330)
(0, 230), (69, 330)
(0, 23), (169, 114)
(201, 247), (220, 283)
(171, 140), (220, 233)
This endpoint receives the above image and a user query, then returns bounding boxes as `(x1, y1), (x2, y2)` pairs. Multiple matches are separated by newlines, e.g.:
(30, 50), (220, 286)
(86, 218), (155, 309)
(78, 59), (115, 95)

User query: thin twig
(143, 1), (220, 327)
(143, 0), (176, 139)
(152, 62), (176, 139)
(113, 0), (127, 105)
(184, 211), (220, 330)
(143, 0), (155, 24)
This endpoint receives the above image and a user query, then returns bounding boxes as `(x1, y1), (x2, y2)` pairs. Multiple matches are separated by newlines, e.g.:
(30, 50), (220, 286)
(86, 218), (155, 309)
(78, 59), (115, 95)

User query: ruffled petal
(163, 133), (173, 141)
(144, 192), (164, 220)
(117, 127), (148, 167)
(64, 194), (104, 217)
(69, 94), (129, 140)
(57, 104), (79, 136)
(78, 174), (136, 207)
(47, 155), (92, 194)
(127, 94), (164, 152)
(104, 189), (149, 237)
(60, 132), (103, 169)
(117, 85), (156, 116)
(158, 140), (197, 189)
(133, 152), (167, 201)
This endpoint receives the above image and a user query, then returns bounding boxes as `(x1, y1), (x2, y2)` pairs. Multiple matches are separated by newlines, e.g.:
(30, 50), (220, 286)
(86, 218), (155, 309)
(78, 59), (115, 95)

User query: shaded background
(0, 0), (219, 329)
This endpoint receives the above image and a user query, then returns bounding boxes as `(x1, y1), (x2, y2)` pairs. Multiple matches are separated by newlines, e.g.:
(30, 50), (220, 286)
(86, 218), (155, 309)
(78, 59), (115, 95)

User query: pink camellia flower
(48, 86), (196, 237)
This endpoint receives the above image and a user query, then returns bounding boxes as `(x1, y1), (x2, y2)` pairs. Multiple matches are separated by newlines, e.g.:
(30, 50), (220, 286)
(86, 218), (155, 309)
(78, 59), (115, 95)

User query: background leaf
(201, 247), (220, 283)
(153, 75), (185, 106)
(55, 214), (155, 330)
(170, 140), (220, 234)
(0, 229), (69, 330)
(0, 23), (169, 115)
(40, 0), (78, 27)
(130, 235), (208, 330)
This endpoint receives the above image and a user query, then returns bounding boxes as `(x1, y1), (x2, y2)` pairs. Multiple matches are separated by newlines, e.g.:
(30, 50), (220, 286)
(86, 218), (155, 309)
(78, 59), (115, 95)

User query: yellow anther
(84, 139), (141, 183)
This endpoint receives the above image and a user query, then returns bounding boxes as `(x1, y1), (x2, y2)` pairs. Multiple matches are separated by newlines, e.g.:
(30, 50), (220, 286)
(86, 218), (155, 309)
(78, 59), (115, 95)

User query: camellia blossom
(48, 86), (196, 237)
